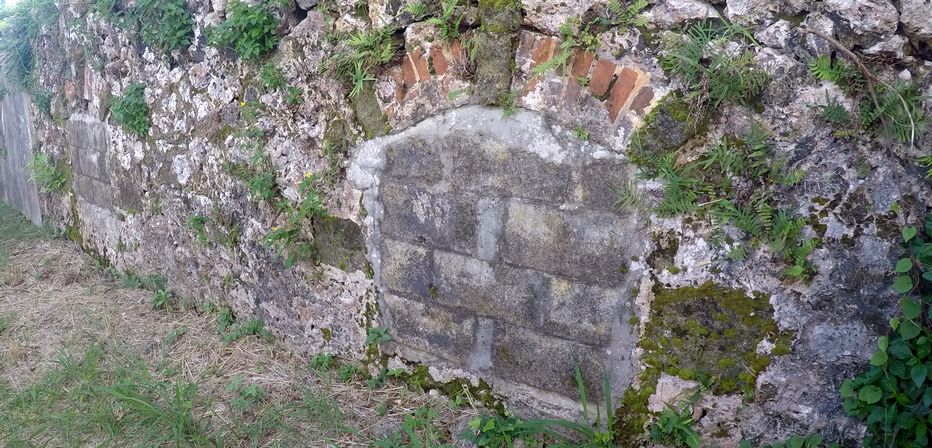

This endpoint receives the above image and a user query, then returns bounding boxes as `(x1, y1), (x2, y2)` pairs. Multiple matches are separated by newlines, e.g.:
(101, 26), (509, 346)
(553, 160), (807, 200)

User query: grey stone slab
(444, 137), (571, 204)
(544, 276), (632, 346)
(500, 200), (644, 285)
(432, 250), (541, 324)
(71, 146), (108, 181)
(475, 197), (505, 261)
(383, 137), (442, 184)
(380, 238), (432, 299)
(73, 174), (114, 209)
(571, 161), (637, 211)
(491, 323), (606, 399)
(380, 181), (477, 255)
(0, 93), (41, 224)
(312, 216), (368, 273)
(383, 293), (475, 363)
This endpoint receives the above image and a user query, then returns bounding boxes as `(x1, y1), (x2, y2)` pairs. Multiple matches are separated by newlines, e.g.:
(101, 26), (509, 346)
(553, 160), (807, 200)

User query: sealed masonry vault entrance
(350, 106), (648, 409)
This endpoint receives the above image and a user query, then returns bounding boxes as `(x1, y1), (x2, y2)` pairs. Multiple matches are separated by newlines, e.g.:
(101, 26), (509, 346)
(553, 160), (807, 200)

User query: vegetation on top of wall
(426, 0), (464, 42)
(109, 83), (150, 137)
(326, 25), (398, 98)
(90, 0), (193, 54)
(660, 20), (768, 119)
(0, 0), (59, 92)
(207, 0), (282, 60)
(841, 216), (932, 447)
(27, 152), (67, 193)
(135, 0), (194, 53)
(810, 55), (926, 145)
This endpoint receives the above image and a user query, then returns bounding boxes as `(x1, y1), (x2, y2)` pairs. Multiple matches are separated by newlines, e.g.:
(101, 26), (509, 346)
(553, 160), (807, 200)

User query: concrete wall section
(0, 93), (41, 224)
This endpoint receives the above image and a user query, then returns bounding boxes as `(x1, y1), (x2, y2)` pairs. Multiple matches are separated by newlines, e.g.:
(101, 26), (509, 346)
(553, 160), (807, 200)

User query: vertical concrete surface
(0, 93), (41, 224)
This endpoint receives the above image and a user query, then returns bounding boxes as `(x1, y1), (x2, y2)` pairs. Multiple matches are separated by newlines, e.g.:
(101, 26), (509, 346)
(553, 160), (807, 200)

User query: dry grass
(0, 203), (479, 447)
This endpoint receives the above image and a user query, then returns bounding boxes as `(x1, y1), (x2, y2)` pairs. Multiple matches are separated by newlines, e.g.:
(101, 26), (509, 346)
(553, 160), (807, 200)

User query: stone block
(380, 238), (432, 299)
(72, 174), (114, 209)
(383, 137), (442, 184)
(501, 201), (643, 285)
(312, 216), (368, 273)
(432, 250), (541, 324)
(380, 181), (478, 255)
(491, 323), (606, 399)
(384, 293), (475, 363)
(571, 160), (637, 211)
(544, 276), (631, 346)
(445, 138), (571, 204)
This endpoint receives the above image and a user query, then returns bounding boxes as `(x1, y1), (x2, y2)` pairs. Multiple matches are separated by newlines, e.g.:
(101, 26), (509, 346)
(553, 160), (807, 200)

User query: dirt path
(0, 203), (478, 447)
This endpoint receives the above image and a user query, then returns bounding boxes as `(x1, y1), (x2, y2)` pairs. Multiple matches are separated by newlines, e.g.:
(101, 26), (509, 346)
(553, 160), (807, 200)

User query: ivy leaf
(870, 349), (888, 366)
(858, 385), (883, 404)
(904, 226), (918, 242)
(901, 319), (921, 340)
(925, 214), (932, 237)
(894, 276), (914, 294)
(891, 317), (900, 330)
(896, 258), (914, 273)
(902, 297), (922, 320)
(878, 336), (889, 351)
(912, 363), (928, 387)
(924, 271), (932, 282)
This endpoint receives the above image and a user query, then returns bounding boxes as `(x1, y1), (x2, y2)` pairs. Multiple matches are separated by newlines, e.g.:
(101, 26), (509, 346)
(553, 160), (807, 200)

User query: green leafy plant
(402, 1), (429, 20)
(285, 86), (303, 105)
(649, 404), (700, 448)
(532, 19), (599, 77)
(110, 83), (150, 137)
(661, 21), (768, 113)
(135, 0), (193, 53)
(259, 62), (286, 90)
(186, 213), (210, 246)
(809, 55), (926, 144)
(27, 152), (67, 193)
(572, 127), (590, 141)
(365, 327), (392, 345)
(263, 173), (327, 268)
(499, 90), (517, 118)
(603, 0), (648, 30)
(841, 215), (932, 447)
(207, 0), (280, 60)
(227, 378), (265, 414)
(426, 0), (463, 42)
(151, 289), (171, 310)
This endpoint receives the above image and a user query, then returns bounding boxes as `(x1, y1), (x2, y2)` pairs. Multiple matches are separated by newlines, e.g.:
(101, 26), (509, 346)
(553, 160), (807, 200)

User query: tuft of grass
(223, 318), (273, 344)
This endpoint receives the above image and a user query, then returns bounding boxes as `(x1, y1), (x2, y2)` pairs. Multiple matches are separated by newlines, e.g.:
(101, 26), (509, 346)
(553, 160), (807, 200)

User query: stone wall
(2, 0), (931, 445)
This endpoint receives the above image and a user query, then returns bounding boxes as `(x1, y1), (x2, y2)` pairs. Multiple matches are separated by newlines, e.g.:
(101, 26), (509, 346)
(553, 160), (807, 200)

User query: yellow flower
(304, 171), (314, 179)
(272, 226), (281, 231)
(239, 101), (246, 107)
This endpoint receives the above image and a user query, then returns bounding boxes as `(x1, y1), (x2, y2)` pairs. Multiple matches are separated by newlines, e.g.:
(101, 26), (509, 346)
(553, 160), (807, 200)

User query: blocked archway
(351, 106), (649, 406)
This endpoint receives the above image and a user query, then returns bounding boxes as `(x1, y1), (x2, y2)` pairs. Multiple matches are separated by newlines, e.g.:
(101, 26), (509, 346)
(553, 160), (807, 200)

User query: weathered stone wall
(3, 0), (931, 445)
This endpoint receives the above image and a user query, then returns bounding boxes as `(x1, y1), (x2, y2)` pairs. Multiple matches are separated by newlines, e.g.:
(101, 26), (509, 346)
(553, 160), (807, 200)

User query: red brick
(606, 67), (639, 122)
(401, 55), (417, 88)
(527, 37), (557, 92)
(430, 46), (450, 75)
(530, 37), (557, 66)
(570, 51), (595, 81)
(449, 40), (466, 67)
(410, 49), (431, 81)
(629, 87), (655, 115)
(390, 67), (406, 102)
(589, 59), (617, 97)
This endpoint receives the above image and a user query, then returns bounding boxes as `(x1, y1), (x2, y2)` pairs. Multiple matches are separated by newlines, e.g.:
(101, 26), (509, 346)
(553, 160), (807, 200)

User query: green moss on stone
(321, 327), (333, 342)
(644, 281), (783, 396)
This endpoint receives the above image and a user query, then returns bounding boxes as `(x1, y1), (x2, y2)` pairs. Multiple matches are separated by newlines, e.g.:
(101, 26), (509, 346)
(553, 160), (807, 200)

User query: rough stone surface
(900, 0), (932, 45)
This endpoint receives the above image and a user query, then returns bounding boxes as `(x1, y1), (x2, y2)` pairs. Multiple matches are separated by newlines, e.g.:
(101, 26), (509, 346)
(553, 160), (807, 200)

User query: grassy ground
(0, 202), (479, 447)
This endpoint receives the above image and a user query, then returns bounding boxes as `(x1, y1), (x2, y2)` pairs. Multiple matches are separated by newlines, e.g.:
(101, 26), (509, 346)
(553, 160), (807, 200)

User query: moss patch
(630, 92), (707, 158)
(642, 281), (781, 395)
